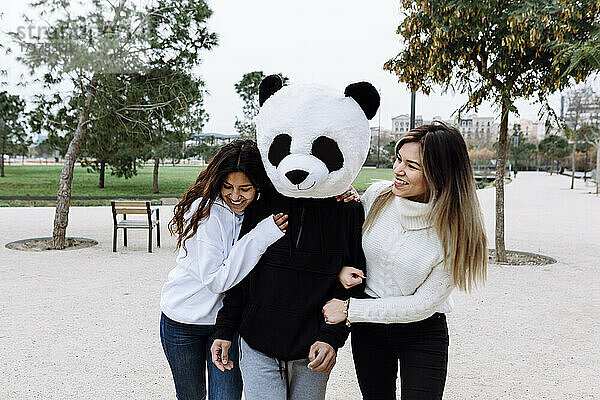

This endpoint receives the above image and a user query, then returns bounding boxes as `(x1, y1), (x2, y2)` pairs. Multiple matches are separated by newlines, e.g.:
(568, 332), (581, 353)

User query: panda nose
(285, 169), (309, 185)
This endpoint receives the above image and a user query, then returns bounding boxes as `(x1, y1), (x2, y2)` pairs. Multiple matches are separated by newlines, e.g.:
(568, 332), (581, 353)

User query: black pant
(351, 313), (449, 400)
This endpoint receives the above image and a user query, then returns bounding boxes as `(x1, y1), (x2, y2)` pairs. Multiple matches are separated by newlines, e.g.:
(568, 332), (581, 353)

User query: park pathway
(0, 172), (598, 399)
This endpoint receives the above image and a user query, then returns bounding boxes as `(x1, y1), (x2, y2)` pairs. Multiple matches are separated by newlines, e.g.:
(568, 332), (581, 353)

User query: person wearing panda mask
(210, 75), (380, 400)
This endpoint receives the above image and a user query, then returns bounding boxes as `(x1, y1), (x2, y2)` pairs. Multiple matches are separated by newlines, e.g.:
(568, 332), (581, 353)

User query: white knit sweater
(347, 181), (454, 324)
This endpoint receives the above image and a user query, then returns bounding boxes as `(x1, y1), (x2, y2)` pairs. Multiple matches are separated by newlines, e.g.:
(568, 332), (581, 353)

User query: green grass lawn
(0, 165), (393, 203)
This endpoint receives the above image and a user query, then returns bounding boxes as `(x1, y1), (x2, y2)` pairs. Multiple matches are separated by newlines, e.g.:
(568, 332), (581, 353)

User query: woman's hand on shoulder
(273, 213), (288, 233)
(336, 185), (360, 202)
(338, 266), (365, 289)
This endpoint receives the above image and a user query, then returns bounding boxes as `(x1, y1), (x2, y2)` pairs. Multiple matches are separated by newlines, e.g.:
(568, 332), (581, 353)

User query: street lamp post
(584, 143), (588, 182)
(377, 116), (381, 168)
(410, 91), (416, 130)
(513, 134), (519, 177)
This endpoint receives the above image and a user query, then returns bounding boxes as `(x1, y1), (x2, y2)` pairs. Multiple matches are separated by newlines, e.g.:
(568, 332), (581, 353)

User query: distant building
(192, 132), (240, 145)
(512, 119), (546, 142)
(391, 114), (424, 135)
(390, 113), (500, 149)
(456, 114), (499, 149)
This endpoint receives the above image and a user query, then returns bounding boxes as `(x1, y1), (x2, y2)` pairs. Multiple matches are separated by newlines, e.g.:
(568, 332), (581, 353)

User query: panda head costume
(256, 75), (380, 198)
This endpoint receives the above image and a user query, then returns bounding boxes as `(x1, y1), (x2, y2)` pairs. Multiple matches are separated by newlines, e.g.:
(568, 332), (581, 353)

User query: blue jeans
(160, 313), (243, 400)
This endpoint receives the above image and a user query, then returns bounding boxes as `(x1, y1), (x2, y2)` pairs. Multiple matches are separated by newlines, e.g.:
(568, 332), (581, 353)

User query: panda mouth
(296, 181), (316, 191)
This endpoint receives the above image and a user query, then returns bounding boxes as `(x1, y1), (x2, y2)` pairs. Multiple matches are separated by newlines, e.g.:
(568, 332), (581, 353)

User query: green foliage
(33, 139), (55, 158)
(0, 91), (27, 176)
(15, 0), (217, 182)
(184, 142), (220, 162)
(234, 71), (289, 140)
(118, 67), (207, 167)
(384, 0), (599, 113)
(539, 135), (570, 161)
(551, 13), (600, 74)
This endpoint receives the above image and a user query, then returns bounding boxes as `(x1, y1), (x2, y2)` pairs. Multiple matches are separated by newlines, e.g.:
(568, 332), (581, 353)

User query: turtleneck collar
(393, 195), (431, 230)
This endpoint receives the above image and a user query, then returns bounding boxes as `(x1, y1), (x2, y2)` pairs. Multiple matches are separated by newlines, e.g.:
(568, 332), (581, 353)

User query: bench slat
(112, 201), (150, 207)
(116, 220), (159, 228)
(115, 209), (150, 214)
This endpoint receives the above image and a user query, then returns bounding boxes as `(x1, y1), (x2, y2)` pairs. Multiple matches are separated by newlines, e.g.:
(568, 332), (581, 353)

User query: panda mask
(256, 75), (380, 198)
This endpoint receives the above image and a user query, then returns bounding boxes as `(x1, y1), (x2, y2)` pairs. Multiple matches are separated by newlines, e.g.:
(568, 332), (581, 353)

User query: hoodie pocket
(261, 248), (342, 275)
(249, 250), (342, 315)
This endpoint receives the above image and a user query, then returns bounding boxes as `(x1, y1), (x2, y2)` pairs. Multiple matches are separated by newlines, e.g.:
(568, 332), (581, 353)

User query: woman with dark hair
(160, 139), (288, 400)
(324, 123), (488, 399)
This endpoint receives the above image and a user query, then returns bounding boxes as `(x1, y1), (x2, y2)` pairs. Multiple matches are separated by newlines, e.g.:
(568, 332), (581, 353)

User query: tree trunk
(153, 155), (160, 193)
(570, 143), (576, 189)
(98, 161), (105, 188)
(494, 101), (509, 263)
(52, 82), (96, 249)
(0, 150), (4, 177)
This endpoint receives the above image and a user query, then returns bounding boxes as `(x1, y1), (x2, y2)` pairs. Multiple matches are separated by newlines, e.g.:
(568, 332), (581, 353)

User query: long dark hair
(169, 139), (270, 253)
(363, 122), (487, 291)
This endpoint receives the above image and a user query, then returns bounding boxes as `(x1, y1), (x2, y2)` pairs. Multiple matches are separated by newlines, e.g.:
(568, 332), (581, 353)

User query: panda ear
(344, 82), (380, 120)
(259, 75), (284, 106)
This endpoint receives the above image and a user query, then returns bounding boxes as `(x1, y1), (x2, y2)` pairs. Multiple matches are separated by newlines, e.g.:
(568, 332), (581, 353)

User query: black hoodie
(215, 186), (366, 361)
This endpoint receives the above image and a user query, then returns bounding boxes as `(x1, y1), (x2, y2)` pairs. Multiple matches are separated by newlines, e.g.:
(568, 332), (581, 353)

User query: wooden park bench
(111, 201), (160, 253)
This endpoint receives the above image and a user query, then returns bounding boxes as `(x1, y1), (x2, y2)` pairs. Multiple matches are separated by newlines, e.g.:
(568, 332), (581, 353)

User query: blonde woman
(323, 123), (487, 399)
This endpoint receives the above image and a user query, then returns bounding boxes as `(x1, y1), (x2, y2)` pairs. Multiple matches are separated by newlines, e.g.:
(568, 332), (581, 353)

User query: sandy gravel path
(0, 172), (598, 399)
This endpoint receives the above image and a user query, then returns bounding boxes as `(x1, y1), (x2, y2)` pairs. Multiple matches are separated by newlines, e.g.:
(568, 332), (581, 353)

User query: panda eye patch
(268, 134), (292, 167)
(311, 136), (343, 172)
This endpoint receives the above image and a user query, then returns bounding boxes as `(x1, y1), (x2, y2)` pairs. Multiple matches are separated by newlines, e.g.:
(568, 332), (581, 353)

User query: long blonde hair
(363, 123), (487, 291)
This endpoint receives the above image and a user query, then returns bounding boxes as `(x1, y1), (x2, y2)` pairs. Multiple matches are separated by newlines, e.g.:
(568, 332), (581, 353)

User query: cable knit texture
(348, 181), (454, 324)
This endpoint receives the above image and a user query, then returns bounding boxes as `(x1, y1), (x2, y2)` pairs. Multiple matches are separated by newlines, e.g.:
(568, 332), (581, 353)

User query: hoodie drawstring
(317, 204), (325, 257)
(295, 205), (305, 250)
(277, 359), (290, 399)
(287, 198), (293, 259)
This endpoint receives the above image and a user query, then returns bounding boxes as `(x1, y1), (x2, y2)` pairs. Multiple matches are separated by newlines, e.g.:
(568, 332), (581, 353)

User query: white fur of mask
(256, 84), (370, 198)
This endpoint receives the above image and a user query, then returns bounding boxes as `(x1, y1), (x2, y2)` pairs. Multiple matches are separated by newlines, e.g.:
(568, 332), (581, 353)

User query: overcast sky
(0, 0), (589, 134)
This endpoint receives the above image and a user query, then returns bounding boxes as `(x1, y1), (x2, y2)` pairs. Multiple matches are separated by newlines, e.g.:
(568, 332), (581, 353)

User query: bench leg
(113, 227), (117, 252)
(148, 227), (153, 253)
(157, 223), (161, 248)
(123, 228), (128, 247)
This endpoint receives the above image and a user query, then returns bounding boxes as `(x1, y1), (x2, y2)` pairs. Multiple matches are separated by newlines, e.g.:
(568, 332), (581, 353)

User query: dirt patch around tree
(488, 249), (557, 266)
(5, 237), (98, 252)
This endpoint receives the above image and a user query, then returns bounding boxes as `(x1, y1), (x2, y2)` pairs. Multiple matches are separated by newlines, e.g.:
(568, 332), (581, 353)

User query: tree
(80, 74), (132, 188)
(539, 135), (571, 173)
(573, 88), (600, 195)
(579, 124), (600, 195)
(122, 67), (207, 193)
(0, 91), (26, 177)
(33, 139), (56, 162)
(384, 0), (600, 262)
(564, 86), (600, 188)
(9, 0), (217, 248)
(234, 71), (289, 140)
